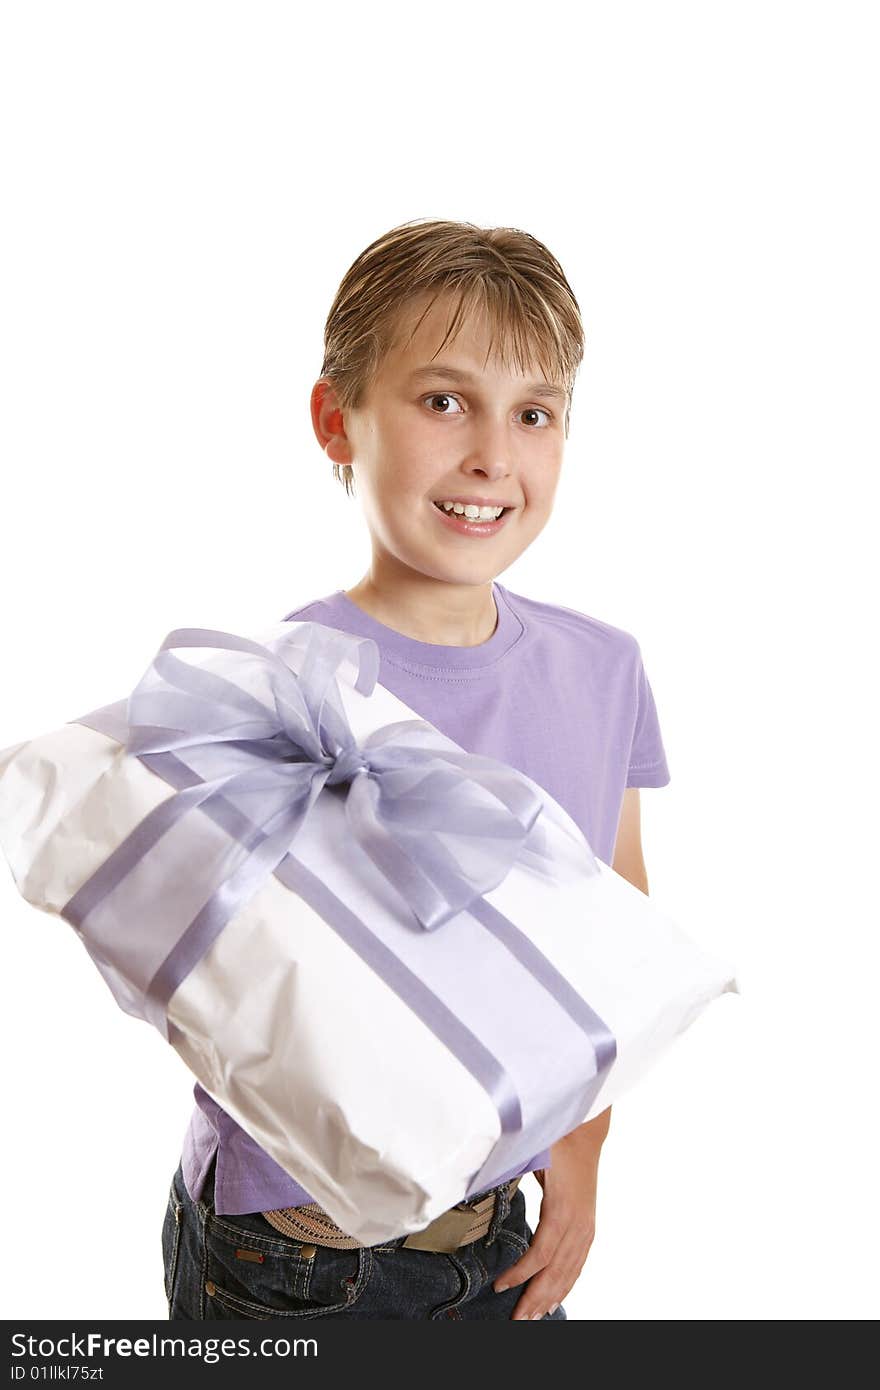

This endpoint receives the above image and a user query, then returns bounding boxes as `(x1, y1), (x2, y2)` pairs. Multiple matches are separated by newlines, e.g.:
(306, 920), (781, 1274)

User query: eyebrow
(405, 364), (569, 402)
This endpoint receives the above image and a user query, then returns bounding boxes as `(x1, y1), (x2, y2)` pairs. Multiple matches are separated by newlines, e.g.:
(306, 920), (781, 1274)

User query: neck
(343, 564), (499, 647)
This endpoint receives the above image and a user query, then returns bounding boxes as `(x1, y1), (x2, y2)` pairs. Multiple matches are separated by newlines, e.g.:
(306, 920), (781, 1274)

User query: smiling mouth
(432, 501), (513, 521)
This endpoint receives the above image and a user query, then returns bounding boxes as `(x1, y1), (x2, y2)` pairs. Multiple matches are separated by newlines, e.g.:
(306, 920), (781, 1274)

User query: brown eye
(521, 407), (552, 427)
(424, 393), (463, 414)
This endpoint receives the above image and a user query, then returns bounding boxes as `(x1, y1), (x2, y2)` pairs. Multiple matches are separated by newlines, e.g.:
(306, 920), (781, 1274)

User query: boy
(163, 218), (670, 1321)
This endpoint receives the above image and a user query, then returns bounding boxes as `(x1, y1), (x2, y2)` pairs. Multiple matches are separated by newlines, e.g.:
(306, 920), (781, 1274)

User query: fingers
(492, 1205), (567, 1296)
(496, 1226), (593, 1321)
(493, 1222), (557, 1296)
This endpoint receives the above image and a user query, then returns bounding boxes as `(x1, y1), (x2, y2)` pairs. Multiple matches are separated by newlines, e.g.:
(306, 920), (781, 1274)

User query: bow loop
(115, 621), (574, 953)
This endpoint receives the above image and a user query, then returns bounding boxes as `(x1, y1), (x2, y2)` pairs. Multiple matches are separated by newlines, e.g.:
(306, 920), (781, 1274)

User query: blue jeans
(163, 1155), (567, 1320)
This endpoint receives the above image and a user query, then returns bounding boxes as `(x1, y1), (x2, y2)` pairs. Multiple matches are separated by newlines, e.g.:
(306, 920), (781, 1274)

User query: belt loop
(485, 1180), (513, 1246)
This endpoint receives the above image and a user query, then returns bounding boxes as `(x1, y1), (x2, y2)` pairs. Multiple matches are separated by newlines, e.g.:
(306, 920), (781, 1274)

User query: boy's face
(314, 293), (569, 590)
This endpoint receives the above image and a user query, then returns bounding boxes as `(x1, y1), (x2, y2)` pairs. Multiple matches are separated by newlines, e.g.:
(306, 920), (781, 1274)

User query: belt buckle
(400, 1186), (500, 1254)
(401, 1204), (487, 1253)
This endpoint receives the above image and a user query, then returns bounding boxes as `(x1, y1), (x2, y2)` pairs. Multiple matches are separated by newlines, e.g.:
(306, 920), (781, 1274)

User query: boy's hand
(493, 1107), (611, 1320)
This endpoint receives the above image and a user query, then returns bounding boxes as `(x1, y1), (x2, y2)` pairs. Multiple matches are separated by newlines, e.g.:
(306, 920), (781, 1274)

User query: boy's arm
(611, 786), (649, 893)
(494, 790), (649, 1316)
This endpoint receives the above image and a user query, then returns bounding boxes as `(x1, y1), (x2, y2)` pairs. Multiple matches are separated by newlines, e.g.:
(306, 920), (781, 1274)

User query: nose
(461, 416), (513, 481)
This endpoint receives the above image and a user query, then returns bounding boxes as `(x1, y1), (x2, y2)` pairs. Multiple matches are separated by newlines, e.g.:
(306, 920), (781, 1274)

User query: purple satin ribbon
(62, 620), (614, 1179)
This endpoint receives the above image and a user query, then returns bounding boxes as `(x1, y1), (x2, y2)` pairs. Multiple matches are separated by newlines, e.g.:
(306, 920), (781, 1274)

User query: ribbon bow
(62, 620), (613, 1154)
(119, 621), (552, 940)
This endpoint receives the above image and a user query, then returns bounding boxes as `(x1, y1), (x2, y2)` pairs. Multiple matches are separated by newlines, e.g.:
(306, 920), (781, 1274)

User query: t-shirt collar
(324, 580), (523, 672)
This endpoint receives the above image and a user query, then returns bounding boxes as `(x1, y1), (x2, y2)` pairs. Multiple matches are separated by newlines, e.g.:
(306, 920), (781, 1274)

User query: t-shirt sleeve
(626, 646), (671, 788)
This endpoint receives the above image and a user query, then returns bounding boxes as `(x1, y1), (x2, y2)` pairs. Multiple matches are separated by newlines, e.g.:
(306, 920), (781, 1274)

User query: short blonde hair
(320, 217), (585, 496)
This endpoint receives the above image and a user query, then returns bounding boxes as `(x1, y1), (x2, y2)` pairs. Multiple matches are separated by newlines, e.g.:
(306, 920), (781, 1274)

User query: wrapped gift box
(0, 619), (737, 1244)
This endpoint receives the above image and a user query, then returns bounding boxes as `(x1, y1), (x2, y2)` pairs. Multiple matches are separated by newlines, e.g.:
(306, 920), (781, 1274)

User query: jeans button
(298, 1244), (317, 1259)
(205, 1280), (216, 1296)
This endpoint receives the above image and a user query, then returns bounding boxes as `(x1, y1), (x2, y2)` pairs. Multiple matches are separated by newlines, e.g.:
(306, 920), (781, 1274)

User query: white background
(1, 0), (877, 1321)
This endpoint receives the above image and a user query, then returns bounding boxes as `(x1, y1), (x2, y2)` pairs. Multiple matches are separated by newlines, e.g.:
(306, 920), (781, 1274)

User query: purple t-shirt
(181, 580), (671, 1214)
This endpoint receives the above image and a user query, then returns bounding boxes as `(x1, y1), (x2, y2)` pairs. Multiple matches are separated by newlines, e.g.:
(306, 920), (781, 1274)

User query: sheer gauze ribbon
(63, 621), (613, 1176)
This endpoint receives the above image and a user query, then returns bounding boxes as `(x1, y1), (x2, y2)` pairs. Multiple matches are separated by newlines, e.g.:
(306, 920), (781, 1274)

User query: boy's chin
(413, 554), (517, 588)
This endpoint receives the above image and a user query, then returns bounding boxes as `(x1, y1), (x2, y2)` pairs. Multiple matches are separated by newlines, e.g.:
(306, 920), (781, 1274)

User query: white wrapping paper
(0, 619), (737, 1243)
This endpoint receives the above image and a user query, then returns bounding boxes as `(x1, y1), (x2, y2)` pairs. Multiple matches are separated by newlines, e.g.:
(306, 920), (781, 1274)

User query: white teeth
(435, 500), (505, 521)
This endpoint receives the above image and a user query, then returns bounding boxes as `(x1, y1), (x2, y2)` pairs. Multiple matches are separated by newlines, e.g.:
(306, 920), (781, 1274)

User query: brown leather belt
(261, 1176), (522, 1255)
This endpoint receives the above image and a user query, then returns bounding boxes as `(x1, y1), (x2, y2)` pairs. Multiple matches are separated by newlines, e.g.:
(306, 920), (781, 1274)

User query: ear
(311, 378), (354, 467)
